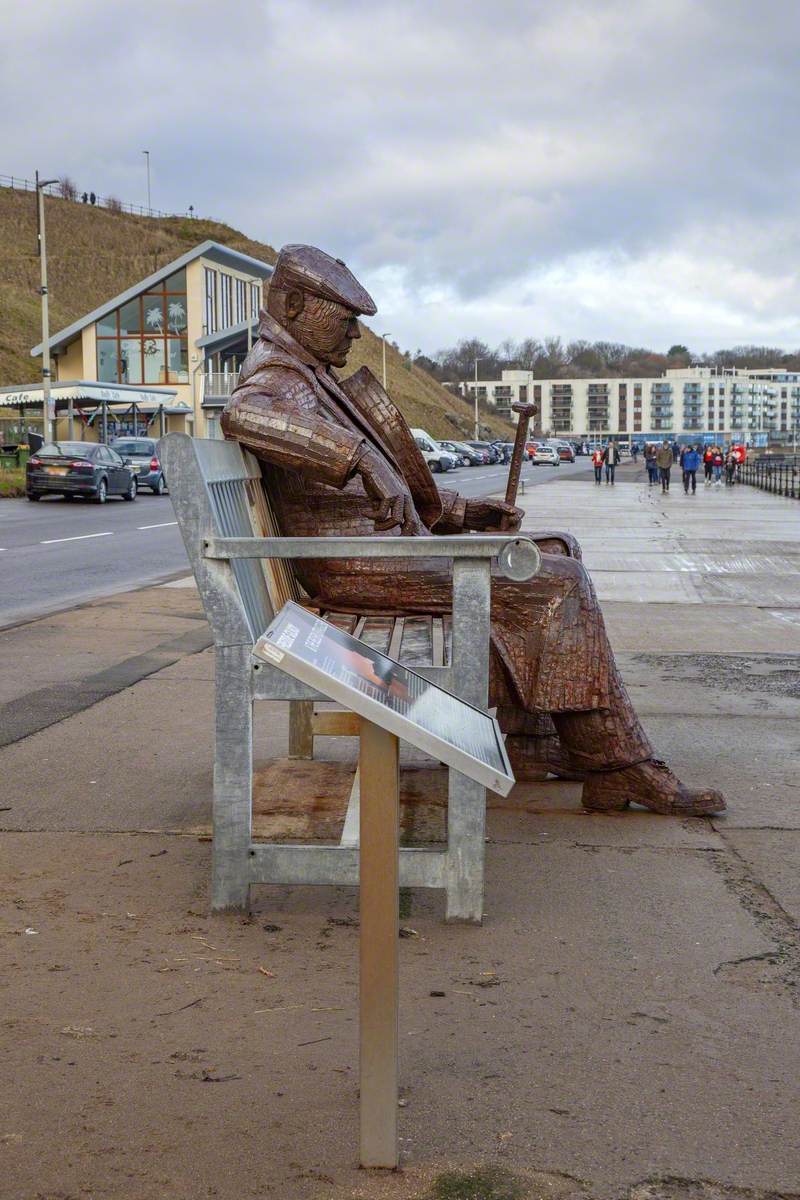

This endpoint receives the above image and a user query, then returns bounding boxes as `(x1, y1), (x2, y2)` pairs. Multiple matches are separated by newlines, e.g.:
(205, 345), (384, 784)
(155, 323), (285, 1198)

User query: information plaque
(253, 601), (515, 796)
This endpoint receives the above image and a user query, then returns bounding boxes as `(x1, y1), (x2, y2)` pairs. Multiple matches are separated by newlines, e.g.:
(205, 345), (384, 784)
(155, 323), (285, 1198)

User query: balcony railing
(203, 372), (240, 400)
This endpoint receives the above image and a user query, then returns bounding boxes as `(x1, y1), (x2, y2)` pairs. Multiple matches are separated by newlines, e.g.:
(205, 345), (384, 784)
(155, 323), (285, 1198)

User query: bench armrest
(203, 534), (541, 581)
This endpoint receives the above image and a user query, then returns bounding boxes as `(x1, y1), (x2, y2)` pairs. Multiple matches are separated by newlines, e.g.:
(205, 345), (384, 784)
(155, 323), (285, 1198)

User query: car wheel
(153, 475), (166, 495)
(26, 492), (41, 501)
(123, 476), (137, 501)
(95, 478), (107, 504)
(63, 493), (75, 501)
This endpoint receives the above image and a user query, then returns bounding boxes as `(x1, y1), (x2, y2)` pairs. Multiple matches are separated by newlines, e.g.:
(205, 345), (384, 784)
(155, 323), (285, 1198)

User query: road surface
(0, 456), (593, 628)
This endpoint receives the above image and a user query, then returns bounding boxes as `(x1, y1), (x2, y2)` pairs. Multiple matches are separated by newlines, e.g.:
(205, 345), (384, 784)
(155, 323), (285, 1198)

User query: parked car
(110, 437), (169, 494)
(468, 441), (500, 463)
(26, 442), (138, 503)
(530, 444), (560, 466)
(439, 440), (483, 466)
(411, 428), (455, 472)
(548, 440), (575, 462)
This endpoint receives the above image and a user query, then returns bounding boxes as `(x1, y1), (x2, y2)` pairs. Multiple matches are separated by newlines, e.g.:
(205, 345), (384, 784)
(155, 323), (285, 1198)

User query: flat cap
(271, 244), (377, 316)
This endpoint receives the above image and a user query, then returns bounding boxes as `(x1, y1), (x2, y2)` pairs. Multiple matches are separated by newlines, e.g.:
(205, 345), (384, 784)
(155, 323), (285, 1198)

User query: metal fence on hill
(0, 173), (210, 222)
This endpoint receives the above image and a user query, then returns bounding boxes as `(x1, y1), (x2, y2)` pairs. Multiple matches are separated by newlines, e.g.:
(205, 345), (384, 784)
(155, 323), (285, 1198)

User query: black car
(110, 437), (168, 494)
(468, 441), (500, 463)
(26, 441), (138, 503)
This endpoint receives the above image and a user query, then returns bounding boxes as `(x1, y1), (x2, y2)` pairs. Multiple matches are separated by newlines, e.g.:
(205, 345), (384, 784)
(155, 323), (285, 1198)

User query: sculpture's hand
(463, 498), (524, 531)
(356, 448), (423, 535)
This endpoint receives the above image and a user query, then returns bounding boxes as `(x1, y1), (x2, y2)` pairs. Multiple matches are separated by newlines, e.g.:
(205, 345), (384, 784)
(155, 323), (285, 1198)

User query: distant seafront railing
(740, 457), (799, 499)
(0, 173), (215, 223)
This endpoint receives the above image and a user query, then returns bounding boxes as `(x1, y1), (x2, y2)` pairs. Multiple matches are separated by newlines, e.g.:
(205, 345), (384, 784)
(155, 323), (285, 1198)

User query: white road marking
(137, 521), (177, 530)
(40, 531), (114, 545)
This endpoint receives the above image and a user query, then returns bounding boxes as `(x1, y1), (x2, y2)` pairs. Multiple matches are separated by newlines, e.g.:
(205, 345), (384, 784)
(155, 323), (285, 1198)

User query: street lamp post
(36, 171), (59, 442)
(381, 333), (391, 390)
(142, 150), (151, 213)
(473, 357), (485, 441)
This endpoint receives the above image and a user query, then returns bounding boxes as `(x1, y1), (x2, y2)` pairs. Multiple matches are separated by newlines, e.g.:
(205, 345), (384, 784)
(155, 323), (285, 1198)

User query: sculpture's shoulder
(229, 340), (321, 411)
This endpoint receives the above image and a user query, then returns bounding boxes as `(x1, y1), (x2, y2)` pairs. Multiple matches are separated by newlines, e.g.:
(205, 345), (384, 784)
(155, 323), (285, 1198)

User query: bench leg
(444, 773), (485, 923)
(288, 700), (314, 759)
(212, 645), (253, 912)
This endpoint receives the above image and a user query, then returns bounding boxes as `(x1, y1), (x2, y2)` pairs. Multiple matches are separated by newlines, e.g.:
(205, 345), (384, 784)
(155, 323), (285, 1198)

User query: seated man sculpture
(222, 244), (724, 816)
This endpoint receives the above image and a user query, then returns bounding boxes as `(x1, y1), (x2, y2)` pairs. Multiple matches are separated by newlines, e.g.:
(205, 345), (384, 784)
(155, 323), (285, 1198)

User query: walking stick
(500, 401), (538, 529)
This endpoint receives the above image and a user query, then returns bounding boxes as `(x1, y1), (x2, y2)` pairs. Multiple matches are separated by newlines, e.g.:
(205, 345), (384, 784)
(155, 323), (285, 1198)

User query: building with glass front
(5, 240), (273, 443)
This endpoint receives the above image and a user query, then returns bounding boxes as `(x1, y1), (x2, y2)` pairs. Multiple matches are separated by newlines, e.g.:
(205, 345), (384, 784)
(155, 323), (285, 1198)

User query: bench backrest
(160, 433), (300, 644)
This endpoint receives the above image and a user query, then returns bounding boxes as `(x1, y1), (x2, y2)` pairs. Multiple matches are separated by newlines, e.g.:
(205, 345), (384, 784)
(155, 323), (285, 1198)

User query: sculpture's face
(285, 291), (361, 368)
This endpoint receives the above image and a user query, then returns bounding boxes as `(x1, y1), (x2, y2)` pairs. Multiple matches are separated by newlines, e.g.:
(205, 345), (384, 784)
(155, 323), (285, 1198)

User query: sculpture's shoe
(581, 758), (726, 816)
(506, 735), (587, 783)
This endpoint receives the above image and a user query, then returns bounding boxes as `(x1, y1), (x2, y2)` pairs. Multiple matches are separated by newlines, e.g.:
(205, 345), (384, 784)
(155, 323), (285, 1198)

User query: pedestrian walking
(725, 448), (737, 486)
(603, 438), (620, 485)
(711, 446), (724, 486)
(631, 442), (639, 462)
(592, 445), (604, 484)
(645, 443), (659, 487)
(703, 445), (714, 485)
(682, 444), (701, 494)
(671, 439), (680, 463)
(656, 440), (673, 492)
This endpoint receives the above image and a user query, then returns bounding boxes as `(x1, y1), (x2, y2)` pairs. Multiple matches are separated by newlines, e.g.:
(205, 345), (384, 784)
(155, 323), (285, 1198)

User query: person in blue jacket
(682, 444), (702, 494)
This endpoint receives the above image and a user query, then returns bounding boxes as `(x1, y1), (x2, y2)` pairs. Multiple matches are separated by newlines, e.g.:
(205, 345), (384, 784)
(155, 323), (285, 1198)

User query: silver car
(110, 437), (168, 494)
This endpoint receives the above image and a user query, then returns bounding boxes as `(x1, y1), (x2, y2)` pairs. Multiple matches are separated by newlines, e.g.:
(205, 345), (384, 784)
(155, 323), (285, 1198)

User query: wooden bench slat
(387, 616), (405, 660)
(312, 711), (361, 736)
(356, 616), (395, 656)
(432, 617), (446, 667)
(398, 615), (433, 666)
(323, 612), (359, 634)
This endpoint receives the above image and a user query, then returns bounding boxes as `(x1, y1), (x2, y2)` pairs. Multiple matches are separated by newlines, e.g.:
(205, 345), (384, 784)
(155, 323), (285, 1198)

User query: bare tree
(58, 176), (78, 201)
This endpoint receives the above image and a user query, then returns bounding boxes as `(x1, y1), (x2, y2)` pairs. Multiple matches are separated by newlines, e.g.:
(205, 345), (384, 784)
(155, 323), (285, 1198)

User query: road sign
(253, 601), (514, 797)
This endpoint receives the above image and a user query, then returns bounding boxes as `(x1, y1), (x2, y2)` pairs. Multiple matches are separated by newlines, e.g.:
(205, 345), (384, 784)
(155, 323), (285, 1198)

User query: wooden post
(358, 718), (399, 1169)
(288, 700), (314, 759)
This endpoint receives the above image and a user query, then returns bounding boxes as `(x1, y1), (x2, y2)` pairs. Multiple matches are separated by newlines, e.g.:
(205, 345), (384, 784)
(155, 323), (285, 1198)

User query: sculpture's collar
(256, 310), (331, 377)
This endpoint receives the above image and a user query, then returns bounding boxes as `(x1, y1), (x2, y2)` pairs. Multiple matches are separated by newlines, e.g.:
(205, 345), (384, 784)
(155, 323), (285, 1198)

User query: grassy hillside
(0, 187), (511, 440)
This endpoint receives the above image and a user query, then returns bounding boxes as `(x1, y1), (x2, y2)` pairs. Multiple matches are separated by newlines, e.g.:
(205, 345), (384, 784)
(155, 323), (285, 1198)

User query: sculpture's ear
(284, 288), (305, 321)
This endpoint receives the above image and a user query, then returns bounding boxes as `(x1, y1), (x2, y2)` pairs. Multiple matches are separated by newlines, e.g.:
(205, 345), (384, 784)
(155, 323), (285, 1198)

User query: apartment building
(462, 366), (800, 443)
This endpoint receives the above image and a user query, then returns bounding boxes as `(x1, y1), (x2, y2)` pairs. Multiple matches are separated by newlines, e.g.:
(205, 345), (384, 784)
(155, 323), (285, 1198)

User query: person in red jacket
(703, 446), (714, 486)
(592, 445), (604, 484)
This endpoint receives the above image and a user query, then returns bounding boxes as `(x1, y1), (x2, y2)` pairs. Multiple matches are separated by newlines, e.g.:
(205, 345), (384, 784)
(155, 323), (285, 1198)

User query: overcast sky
(3, 0), (799, 355)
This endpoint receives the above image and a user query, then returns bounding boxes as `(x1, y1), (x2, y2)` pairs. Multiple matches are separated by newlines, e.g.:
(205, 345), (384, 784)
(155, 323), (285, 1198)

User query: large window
(235, 278), (246, 323)
(249, 282), (260, 322)
(96, 269), (188, 385)
(219, 273), (232, 328)
(204, 267), (218, 334)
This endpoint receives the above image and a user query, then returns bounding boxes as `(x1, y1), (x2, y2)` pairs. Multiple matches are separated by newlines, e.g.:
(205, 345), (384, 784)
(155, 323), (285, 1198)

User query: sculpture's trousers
(306, 549), (654, 773)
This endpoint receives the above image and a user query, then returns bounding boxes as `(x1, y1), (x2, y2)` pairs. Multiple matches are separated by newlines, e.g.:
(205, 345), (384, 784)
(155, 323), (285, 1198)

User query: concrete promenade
(1, 468), (798, 1200)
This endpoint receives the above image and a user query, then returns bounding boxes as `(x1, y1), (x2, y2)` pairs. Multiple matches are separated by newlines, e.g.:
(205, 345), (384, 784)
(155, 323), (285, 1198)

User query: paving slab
(723, 829), (800, 927)
(602, 602), (800, 654)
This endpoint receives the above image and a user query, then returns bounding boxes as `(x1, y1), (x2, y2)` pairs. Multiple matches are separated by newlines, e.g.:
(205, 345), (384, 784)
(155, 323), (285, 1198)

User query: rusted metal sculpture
(501, 400), (537, 529)
(222, 245), (725, 816)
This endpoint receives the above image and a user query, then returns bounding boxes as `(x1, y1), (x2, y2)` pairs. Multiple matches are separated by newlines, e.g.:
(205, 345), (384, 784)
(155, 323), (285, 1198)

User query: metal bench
(159, 432), (541, 922)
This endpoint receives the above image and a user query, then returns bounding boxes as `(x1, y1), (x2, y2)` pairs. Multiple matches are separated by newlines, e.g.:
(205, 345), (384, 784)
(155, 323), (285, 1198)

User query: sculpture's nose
(347, 316), (361, 341)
